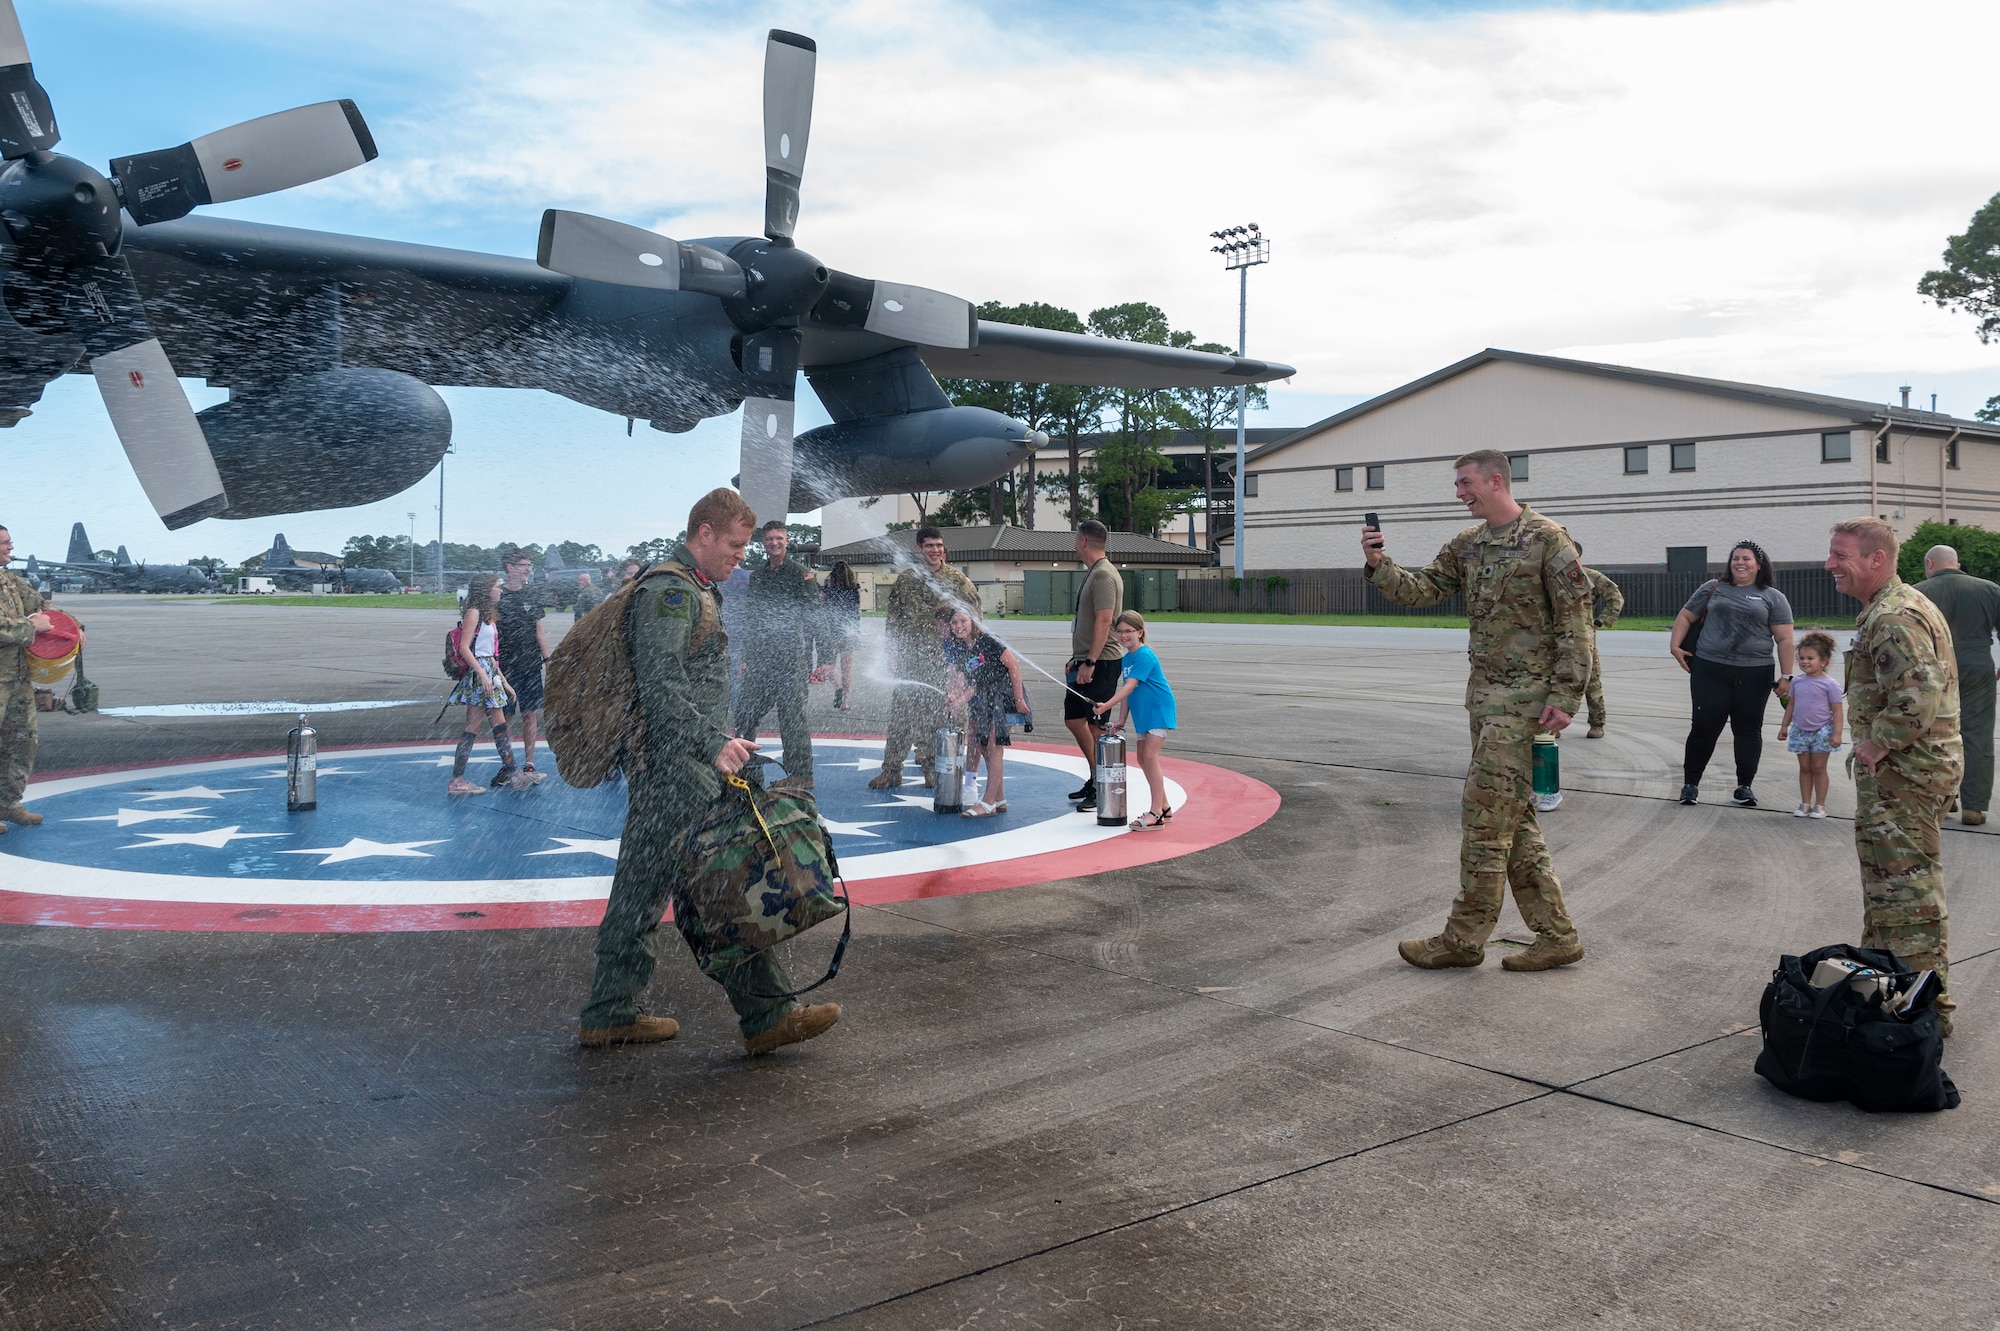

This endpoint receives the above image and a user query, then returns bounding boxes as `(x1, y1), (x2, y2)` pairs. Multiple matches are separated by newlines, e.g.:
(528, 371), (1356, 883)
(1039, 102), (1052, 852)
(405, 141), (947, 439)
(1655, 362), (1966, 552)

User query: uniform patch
(657, 588), (692, 619)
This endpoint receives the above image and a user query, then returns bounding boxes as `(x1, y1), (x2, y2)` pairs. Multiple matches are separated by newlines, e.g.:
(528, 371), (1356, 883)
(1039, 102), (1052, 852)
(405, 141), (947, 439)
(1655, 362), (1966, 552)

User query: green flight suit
(1369, 505), (1592, 948)
(0, 569), (49, 809)
(581, 548), (795, 1037)
(1914, 568), (2000, 813)
(1584, 566), (1623, 728)
(1846, 577), (1962, 1024)
(878, 559), (978, 778)
(734, 555), (821, 780)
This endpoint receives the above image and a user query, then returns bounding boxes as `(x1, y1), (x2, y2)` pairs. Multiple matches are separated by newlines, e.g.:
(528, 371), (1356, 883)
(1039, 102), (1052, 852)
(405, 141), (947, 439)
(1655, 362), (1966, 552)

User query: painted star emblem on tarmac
(132, 786), (250, 802)
(252, 767), (361, 779)
(402, 755), (500, 768)
(120, 826), (290, 850)
(817, 817), (894, 838)
(526, 837), (621, 859)
(67, 806), (213, 828)
(867, 792), (940, 810)
(276, 837), (449, 865)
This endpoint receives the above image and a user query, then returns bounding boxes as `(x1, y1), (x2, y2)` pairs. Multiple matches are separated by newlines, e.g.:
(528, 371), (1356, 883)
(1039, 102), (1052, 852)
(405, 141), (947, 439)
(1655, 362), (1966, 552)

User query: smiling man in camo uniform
(1363, 449), (1592, 973)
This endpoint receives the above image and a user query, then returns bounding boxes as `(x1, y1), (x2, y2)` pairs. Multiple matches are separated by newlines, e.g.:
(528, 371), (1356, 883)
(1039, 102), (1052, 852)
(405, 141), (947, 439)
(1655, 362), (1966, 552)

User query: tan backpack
(544, 561), (719, 788)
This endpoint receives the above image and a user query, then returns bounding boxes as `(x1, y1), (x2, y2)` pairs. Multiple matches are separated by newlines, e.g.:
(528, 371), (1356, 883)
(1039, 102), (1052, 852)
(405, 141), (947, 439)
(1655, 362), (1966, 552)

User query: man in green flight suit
(579, 488), (841, 1056)
(1915, 543), (2000, 825)
(1364, 450), (1591, 972)
(1574, 541), (1624, 739)
(1829, 518), (1962, 1035)
(870, 525), (977, 789)
(0, 524), (60, 831)
(735, 519), (821, 790)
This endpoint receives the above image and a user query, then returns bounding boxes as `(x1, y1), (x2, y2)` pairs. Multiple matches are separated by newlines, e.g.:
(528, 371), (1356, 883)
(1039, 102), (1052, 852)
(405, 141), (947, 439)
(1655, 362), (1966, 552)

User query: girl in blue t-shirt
(1091, 610), (1177, 829)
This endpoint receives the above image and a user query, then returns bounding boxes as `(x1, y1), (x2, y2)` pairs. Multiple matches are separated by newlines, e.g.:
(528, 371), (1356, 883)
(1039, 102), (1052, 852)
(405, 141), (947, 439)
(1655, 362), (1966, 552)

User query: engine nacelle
(198, 368), (452, 519)
(790, 406), (1041, 511)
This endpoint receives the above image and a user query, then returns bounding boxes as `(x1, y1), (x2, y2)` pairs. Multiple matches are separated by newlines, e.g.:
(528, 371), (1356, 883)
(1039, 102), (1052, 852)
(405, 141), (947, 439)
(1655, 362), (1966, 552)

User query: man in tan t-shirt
(1064, 520), (1125, 812)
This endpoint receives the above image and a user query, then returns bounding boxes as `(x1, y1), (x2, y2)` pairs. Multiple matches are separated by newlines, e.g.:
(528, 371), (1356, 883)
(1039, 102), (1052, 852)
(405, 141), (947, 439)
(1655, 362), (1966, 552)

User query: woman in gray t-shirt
(1669, 540), (1797, 807)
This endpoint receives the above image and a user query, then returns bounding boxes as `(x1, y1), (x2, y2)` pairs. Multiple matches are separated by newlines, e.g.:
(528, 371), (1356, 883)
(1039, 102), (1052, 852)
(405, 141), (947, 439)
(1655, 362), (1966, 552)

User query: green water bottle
(1531, 734), (1560, 797)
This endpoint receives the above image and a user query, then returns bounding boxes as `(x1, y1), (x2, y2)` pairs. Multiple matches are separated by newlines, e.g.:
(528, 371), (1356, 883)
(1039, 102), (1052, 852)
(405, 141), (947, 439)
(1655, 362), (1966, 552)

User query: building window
(1876, 431), (1890, 462)
(1670, 442), (1697, 472)
(1243, 473), (1259, 498)
(1948, 438), (1961, 470)
(1335, 467), (1353, 492)
(1509, 453), (1529, 482)
(1821, 431), (1851, 463)
(1666, 546), (1707, 575)
(1624, 446), (1649, 474)
(1366, 465), (1385, 490)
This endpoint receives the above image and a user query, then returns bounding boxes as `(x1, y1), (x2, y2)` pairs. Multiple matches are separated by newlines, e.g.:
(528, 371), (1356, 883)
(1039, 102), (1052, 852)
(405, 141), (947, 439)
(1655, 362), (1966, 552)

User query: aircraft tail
(114, 545), (134, 568)
(545, 545), (566, 572)
(267, 534), (297, 568)
(67, 523), (93, 565)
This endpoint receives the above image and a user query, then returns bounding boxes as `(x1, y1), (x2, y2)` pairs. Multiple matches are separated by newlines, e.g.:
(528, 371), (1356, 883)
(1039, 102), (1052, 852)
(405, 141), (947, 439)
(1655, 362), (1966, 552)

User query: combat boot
(0, 807), (42, 826)
(578, 1014), (680, 1047)
(1397, 934), (1485, 969)
(920, 763), (937, 789)
(745, 1003), (840, 1055)
(772, 774), (814, 791)
(1962, 810), (1986, 826)
(1502, 935), (1584, 972)
(1586, 724), (1605, 739)
(867, 770), (902, 789)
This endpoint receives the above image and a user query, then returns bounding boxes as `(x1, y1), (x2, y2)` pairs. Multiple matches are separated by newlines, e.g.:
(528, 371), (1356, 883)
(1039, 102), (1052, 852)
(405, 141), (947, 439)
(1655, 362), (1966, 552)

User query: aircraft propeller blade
(762, 30), (815, 242)
(810, 270), (975, 349)
(736, 325), (804, 525)
(0, 0), (58, 158)
(112, 100), (378, 227)
(536, 210), (746, 298)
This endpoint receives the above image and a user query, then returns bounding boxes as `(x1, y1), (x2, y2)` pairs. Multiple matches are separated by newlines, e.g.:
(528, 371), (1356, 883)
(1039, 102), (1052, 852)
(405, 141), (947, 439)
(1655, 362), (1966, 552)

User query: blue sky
(4, 0), (1995, 565)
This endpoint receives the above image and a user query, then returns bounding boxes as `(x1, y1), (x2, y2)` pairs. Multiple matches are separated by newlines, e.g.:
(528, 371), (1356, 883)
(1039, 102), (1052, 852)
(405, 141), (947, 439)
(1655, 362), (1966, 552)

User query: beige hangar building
(1231, 349), (2000, 571)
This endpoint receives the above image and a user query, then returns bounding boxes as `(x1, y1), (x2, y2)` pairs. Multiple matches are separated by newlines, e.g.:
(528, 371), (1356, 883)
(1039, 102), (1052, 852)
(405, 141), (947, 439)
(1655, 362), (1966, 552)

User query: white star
(817, 818), (893, 838)
(836, 757), (888, 771)
(867, 792), (939, 810)
(67, 806), (212, 828)
(526, 837), (621, 859)
(121, 825), (289, 850)
(403, 755), (499, 767)
(131, 786), (250, 802)
(277, 837), (448, 865)
(253, 767), (361, 779)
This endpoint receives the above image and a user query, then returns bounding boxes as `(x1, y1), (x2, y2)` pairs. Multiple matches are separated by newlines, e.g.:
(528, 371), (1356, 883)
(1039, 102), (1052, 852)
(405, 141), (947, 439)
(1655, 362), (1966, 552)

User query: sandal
(961, 800), (1004, 819)
(1130, 811), (1168, 830)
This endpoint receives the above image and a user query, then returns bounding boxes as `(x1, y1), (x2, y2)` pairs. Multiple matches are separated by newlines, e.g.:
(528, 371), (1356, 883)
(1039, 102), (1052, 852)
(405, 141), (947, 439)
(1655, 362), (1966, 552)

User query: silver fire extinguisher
(287, 713), (317, 812)
(933, 725), (965, 815)
(1095, 727), (1128, 827)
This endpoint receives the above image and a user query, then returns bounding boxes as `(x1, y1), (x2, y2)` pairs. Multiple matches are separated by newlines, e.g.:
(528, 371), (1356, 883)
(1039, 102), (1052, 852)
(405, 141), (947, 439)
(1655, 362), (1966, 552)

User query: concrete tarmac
(5, 596), (1997, 1329)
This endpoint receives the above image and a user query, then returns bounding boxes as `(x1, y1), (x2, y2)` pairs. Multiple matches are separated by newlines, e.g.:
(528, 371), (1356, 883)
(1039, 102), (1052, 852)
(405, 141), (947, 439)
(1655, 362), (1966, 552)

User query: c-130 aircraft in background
(0, 6), (1293, 533)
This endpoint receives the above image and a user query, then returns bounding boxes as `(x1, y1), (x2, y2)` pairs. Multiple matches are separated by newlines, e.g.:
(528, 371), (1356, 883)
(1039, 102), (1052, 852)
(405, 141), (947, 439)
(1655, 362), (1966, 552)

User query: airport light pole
(406, 511), (416, 591)
(1211, 223), (1269, 579)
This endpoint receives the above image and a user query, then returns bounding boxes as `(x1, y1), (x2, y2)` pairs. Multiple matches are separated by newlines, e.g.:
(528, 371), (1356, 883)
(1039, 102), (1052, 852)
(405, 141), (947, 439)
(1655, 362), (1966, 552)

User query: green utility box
(1024, 568), (1086, 616)
(1121, 568), (1180, 612)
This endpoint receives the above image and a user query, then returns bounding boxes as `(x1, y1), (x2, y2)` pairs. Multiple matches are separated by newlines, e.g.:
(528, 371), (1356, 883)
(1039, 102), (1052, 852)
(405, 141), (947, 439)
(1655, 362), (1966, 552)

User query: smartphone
(1363, 512), (1380, 531)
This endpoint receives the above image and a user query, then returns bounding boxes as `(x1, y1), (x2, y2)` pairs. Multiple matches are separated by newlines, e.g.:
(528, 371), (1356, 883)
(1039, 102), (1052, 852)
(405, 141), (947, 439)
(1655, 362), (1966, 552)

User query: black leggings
(1683, 656), (1776, 787)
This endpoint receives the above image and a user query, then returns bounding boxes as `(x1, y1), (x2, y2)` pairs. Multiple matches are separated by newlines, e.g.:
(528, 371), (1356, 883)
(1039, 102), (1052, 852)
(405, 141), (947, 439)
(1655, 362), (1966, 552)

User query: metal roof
(819, 524), (1215, 567)
(1243, 348), (2000, 466)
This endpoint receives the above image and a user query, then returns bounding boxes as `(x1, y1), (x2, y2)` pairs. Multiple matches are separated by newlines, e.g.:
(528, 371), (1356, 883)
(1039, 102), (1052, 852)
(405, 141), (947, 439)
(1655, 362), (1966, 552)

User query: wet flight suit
(1847, 576), (1962, 1029)
(0, 567), (49, 821)
(875, 559), (978, 785)
(733, 554), (820, 782)
(1583, 565), (1624, 731)
(1370, 505), (1591, 954)
(581, 547), (795, 1039)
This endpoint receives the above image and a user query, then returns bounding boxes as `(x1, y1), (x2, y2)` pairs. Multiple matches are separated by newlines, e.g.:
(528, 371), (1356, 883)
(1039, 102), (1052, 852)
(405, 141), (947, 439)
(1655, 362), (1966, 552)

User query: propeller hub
(722, 238), (827, 331)
(0, 151), (121, 259)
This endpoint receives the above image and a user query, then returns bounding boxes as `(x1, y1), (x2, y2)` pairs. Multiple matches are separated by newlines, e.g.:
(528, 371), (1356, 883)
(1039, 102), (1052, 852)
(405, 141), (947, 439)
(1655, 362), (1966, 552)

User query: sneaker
(1678, 785), (1699, 805)
(1809, 805), (1827, 819)
(1532, 791), (1562, 812)
(1068, 780), (1094, 801)
(491, 766), (518, 789)
(518, 765), (547, 785)
(1731, 786), (1757, 807)
(1077, 788), (1098, 812)
(744, 1003), (841, 1056)
(447, 777), (487, 796)
(1793, 803), (1811, 817)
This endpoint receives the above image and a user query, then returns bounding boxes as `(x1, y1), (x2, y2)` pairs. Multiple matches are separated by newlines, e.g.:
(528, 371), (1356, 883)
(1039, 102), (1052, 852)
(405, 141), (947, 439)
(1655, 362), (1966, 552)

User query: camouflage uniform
(0, 568), (49, 812)
(734, 555), (821, 781)
(1369, 506), (1592, 949)
(1584, 566), (1624, 729)
(1913, 568), (2000, 813)
(581, 545), (795, 1038)
(1846, 577), (1962, 1023)
(571, 578), (606, 616)
(878, 559), (978, 780)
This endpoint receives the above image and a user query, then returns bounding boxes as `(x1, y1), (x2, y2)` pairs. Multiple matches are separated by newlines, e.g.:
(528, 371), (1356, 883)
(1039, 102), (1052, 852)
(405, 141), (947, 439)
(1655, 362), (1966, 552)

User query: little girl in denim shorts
(1776, 630), (1844, 818)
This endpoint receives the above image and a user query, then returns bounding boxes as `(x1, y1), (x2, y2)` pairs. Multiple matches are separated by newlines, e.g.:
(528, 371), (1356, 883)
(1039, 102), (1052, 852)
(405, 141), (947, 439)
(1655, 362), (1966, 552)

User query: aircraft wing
(801, 320), (1290, 390)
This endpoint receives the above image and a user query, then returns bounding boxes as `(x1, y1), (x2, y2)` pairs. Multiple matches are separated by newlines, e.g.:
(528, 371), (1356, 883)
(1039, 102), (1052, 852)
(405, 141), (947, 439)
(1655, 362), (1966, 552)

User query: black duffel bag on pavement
(1755, 943), (1958, 1113)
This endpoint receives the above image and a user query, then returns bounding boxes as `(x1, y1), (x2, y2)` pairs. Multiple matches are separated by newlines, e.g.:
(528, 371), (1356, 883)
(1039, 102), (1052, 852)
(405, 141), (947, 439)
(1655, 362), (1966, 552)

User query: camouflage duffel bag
(674, 775), (850, 995)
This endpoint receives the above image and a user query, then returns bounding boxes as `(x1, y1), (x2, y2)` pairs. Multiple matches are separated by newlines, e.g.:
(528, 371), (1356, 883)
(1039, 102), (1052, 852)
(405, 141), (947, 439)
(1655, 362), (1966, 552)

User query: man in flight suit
(734, 519), (820, 790)
(1915, 544), (2000, 825)
(0, 524), (56, 832)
